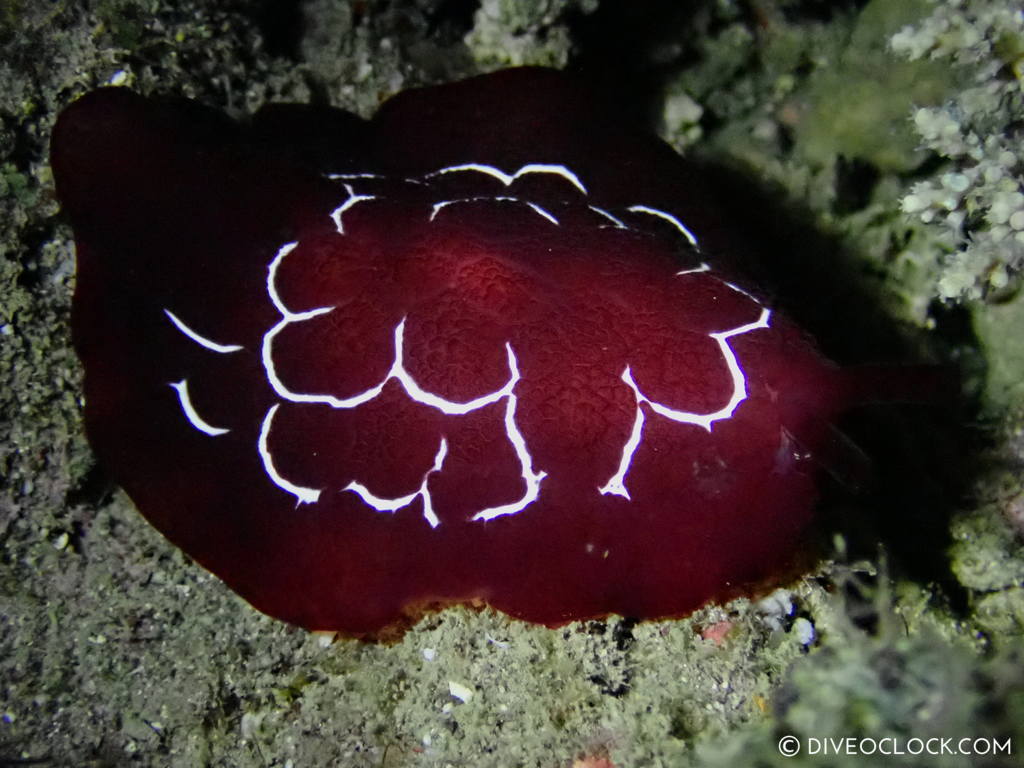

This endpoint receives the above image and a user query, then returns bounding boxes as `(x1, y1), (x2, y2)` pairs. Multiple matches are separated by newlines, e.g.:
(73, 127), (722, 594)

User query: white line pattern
(164, 309), (243, 353)
(164, 161), (769, 526)
(169, 379), (231, 436)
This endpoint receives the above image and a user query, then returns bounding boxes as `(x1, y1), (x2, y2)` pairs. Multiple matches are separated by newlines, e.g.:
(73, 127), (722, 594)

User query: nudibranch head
(52, 68), (852, 637)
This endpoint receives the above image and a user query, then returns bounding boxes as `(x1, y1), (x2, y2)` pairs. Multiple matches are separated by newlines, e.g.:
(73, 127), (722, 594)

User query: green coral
(465, 0), (596, 69)
(892, 0), (1024, 301)
(666, 0), (960, 329)
(696, 572), (1021, 768)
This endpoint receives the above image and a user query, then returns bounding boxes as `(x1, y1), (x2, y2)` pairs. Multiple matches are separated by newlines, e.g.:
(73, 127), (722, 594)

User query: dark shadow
(565, 0), (705, 129)
(423, 0), (480, 45)
(249, 0), (305, 59)
(65, 461), (117, 510)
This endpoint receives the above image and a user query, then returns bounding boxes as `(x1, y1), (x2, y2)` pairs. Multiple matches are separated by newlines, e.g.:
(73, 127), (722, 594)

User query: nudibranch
(52, 68), (861, 637)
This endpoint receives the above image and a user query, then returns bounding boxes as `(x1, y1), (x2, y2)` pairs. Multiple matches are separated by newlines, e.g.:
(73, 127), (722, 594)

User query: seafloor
(1, 1), (1023, 766)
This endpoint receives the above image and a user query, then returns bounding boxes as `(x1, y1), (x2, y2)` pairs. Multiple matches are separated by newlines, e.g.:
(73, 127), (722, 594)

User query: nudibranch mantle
(52, 68), (848, 637)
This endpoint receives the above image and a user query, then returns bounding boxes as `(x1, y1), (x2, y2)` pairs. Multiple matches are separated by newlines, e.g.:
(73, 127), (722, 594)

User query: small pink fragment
(701, 620), (734, 646)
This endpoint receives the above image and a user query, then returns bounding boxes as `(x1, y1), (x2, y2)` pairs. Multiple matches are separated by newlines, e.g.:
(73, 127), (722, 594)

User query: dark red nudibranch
(52, 68), (856, 637)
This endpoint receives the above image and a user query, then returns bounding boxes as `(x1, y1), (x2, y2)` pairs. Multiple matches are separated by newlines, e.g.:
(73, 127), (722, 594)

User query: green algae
(794, 0), (956, 173)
